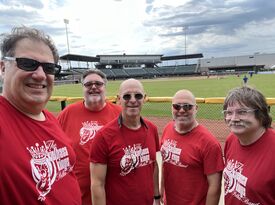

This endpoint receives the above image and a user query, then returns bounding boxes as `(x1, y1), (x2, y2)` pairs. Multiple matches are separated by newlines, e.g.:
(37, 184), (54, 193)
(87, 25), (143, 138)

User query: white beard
(88, 94), (101, 103)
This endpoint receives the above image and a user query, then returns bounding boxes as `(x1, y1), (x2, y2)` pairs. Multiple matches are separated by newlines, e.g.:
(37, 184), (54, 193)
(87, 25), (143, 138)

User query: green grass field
(47, 74), (275, 119)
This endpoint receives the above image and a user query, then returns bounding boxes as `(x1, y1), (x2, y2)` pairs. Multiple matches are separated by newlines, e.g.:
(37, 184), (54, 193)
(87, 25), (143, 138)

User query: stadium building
(55, 52), (275, 81)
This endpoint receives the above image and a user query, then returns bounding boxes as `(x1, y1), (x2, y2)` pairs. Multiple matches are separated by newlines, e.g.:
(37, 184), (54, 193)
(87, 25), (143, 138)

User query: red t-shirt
(90, 117), (159, 205)
(160, 122), (224, 205)
(0, 96), (81, 205)
(57, 101), (121, 205)
(224, 129), (275, 205)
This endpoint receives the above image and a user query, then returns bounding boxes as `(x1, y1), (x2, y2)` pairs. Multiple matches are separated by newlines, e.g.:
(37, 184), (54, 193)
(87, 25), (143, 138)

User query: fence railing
(50, 96), (275, 110)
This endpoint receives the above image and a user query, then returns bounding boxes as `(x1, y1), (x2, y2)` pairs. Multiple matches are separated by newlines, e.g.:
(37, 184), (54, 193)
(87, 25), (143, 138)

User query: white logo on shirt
(79, 121), (103, 145)
(120, 144), (152, 176)
(224, 159), (260, 205)
(160, 139), (188, 168)
(27, 140), (73, 201)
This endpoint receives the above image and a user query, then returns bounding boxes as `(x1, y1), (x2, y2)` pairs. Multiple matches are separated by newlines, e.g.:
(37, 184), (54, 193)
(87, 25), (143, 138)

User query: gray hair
(82, 69), (107, 84)
(223, 86), (272, 128)
(0, 26), (59, 63)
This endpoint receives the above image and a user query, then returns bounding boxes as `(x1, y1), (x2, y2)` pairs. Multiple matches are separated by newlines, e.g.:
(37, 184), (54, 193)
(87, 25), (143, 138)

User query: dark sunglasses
(83, 81), (105, 88)
(4, 57), (61, 75)
(122, 93), (144, 101)
(172, 103), (195, 111)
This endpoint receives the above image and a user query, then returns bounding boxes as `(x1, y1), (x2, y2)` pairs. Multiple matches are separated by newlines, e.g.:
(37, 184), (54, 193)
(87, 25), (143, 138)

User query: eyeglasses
(122, 93), (144, 101)
(172, 103), (195, 111)
(83, 81), (105, 88)
(4, 57), (61, 75)
(222, 109), (257, 118)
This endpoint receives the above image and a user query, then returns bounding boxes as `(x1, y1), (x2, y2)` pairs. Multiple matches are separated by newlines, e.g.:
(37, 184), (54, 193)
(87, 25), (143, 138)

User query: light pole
(64, 19), (70, 54)
(183, 26), (188, 65)
(64, 18), (72, 76)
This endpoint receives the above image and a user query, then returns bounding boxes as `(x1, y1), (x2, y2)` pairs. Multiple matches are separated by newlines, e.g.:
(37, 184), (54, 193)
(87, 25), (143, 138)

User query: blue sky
(1, 0), (275, 60)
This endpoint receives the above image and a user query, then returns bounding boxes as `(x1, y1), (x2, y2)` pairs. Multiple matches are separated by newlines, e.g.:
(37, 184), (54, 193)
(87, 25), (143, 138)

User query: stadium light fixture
(64, 19), (70, 54)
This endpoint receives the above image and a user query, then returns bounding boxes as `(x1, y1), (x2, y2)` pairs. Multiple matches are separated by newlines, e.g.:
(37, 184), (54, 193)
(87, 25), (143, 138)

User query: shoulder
(57, 101), (83, 117)
(142, 117), (158, 130)
(97, 117), (119, 135)
(105, 101), (122, 111)
(63, 101), (83, 111)
(196, 125), (219, 141)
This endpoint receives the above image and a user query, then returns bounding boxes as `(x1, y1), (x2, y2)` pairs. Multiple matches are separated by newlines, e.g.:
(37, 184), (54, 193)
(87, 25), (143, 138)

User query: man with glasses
(90, 78), (161, 205)
(160, 89), (224, 205)
(0, 26), (81, 204)
(57, 69), (121, 205)
(223, 86), (275, 204)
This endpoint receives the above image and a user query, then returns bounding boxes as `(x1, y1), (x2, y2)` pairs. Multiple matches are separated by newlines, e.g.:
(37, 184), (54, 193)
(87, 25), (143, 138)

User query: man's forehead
(120, 80), (144, 94)
(173, 92), (195, 103)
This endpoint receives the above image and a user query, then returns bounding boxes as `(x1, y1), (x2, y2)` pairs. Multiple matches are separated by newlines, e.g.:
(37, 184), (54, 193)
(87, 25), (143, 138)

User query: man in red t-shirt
(90, 78), (161, 205)
(160, 89), (224, 205)
(223, 86), (275, 204)
(0, 26), (81, 204)
(58, 69), (121, 205)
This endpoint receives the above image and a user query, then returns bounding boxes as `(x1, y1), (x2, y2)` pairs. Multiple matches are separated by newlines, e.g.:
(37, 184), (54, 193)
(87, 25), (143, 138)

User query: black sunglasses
(122, 93), (144, 101)
(4, 57), (61, 75)
(172, 103), (195, 111)
(83, 81), (105, 88)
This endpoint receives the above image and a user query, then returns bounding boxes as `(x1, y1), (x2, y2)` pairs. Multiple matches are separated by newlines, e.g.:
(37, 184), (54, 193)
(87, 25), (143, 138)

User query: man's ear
(116, 94), (121, 105)
(0, 60), (5, 76)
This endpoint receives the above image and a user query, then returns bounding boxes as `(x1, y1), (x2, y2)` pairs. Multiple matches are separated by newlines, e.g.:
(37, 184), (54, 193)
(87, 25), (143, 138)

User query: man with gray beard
(57, 69), (121, 205)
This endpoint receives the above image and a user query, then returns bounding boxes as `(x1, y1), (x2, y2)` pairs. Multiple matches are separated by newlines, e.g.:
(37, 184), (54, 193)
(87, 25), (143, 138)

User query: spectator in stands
(223, 86), (275, 204)
(90, 78), (160, 205)
(57, 69), (121, 205)
(0, 26), (81, 204)
(160, 89), (224, 205)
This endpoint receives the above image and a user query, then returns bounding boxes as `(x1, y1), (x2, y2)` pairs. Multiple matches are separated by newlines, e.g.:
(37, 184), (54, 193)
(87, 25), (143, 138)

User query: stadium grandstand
(56, 52), (275, 83)
(58, 53), (203, 81)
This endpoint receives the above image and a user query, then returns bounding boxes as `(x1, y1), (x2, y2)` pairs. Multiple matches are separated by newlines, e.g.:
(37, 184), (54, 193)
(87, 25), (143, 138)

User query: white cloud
(1, 0), (275, 60)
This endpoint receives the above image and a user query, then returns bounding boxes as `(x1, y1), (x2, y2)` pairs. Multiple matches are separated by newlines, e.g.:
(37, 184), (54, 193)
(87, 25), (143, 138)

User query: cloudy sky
(1, 0), (275, 61)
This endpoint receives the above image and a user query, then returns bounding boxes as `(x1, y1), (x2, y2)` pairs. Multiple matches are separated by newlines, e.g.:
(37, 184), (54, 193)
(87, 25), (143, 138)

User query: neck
(4, 96), (45, 121)
(122, 115), (141, 130)
(175, 121), (198, 134)
(238, 127), (266, 146)
(84, 101), (106, 111)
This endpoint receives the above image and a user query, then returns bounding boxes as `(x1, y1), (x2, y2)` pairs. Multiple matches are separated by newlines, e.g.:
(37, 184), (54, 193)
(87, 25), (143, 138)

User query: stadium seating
(124, 68), (148, 78)
(173, 64), (197, 75)
(112, 69), (129, 79)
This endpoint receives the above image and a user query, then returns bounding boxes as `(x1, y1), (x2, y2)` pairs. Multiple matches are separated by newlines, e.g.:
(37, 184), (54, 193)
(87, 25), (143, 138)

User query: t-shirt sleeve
(203, 140), (224, 175)
(90, 130), (109, 164)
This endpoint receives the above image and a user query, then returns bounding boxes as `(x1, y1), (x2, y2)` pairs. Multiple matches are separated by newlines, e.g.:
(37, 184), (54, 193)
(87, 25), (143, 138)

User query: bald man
(90, 79), (160, 205)
(160, 89), (224, 205)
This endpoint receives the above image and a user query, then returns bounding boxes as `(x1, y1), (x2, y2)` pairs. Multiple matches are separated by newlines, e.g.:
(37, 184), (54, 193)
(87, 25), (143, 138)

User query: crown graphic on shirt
(82, 121), (103, 131)
(27, 143), (47, 160)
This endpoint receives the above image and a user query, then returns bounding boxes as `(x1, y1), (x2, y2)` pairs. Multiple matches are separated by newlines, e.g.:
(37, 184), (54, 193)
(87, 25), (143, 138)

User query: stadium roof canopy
(161, 53), (203, 61)
(60, 54), (100, 62)
(59, 53), (203, 63)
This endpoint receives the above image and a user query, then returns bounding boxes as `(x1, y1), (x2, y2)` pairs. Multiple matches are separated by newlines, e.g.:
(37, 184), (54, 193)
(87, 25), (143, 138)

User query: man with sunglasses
(223, 86), (275, 204)
(0, 26), (81, 204)
(57, 69), (121, 205)
(90, 78), (160, 205)
(160, 89), (224, 205)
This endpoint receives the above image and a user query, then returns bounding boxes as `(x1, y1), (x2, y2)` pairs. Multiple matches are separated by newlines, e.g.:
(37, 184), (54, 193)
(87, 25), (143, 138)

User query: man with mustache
(223, 86), (275, 204)
(57, 69), (121, 205)
(160, 89), (224, 205)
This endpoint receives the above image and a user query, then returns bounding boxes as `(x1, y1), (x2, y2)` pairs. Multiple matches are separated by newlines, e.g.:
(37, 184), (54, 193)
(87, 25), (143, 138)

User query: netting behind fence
(49, 96), (275, 149)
